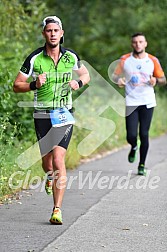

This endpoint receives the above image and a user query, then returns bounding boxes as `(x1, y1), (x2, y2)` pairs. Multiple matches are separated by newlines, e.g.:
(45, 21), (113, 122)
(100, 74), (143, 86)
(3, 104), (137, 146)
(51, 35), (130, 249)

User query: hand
(68, 80), (80, 90)
(149, 76), (156, 87)
(36, 73), (47, 88)
(118, 77), (126, 87)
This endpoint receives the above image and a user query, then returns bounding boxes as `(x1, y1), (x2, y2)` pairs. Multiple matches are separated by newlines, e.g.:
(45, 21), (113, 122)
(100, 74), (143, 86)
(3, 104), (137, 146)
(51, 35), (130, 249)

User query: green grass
(150, 96), (167, 136)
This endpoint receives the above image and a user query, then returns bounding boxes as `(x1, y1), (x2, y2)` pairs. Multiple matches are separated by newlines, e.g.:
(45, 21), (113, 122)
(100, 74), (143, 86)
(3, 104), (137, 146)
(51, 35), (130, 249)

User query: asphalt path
(0, 134), (167, 252)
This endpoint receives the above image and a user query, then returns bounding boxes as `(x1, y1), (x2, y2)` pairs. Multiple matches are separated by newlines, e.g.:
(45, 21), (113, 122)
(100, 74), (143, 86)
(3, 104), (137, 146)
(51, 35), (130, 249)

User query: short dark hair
(45, 18), (58, 26)
(131, 32), (146, 39)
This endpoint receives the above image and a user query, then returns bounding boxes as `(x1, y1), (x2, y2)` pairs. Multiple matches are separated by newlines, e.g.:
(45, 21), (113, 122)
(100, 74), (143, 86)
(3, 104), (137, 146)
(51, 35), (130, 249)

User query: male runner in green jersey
(13, 16), (90, 224)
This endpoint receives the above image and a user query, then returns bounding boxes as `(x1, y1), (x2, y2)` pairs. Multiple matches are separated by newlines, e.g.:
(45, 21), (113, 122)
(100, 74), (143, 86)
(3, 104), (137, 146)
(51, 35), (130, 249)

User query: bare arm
(149, 75), (167, 87)
(68, 64), (90, 90)
(156, 76), (167, 86)
(13, 72), (47, 93)
(13, 72), (31, 93)
(112, 73), (126, 88)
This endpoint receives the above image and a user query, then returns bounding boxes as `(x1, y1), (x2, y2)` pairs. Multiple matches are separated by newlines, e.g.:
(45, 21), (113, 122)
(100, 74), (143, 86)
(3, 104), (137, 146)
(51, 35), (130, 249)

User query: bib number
(50, 107), (75, 127)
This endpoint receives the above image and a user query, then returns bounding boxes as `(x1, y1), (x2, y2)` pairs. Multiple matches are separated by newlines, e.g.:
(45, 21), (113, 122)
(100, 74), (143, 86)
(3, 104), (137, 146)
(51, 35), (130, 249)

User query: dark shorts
(34, 110), (73, 156)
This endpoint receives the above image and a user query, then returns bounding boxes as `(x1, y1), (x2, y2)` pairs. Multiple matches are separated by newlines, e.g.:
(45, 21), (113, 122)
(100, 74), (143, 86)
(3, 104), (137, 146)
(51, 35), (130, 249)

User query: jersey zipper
(52, 55), (63, 110)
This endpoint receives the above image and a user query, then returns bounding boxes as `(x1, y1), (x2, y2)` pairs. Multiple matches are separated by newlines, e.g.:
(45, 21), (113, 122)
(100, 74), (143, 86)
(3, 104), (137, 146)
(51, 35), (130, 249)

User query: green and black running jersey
(20, 45), (81, 110)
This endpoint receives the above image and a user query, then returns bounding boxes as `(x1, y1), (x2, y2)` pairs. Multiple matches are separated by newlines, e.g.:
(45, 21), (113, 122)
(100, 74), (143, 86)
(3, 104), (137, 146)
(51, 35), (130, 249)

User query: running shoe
(50, 207), (63, 225)
(45, 178), (53, 195)
(138, 164), (146, 176)
(128, 146), (138, 163)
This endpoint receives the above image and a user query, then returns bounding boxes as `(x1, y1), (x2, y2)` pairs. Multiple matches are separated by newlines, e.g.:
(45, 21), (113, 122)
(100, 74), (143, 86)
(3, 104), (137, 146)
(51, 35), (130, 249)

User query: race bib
(50, 107), (75, 127)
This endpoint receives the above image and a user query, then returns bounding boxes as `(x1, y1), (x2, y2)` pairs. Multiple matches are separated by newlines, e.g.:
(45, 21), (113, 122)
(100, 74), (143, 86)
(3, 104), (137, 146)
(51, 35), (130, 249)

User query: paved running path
(0, 134), (167, 252)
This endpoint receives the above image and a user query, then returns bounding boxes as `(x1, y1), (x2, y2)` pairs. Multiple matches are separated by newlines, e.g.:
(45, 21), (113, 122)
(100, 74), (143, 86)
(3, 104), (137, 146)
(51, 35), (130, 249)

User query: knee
(126, 133), (136, 144)
(52, 155), (65, 171)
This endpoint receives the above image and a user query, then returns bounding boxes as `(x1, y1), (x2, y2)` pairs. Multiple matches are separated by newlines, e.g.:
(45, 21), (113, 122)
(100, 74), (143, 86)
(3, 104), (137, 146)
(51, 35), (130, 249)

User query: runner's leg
(138, 106), (154, 165)
(52, 146), (67, 208)
(42, 152), (53, 174)
(126, 106), (139, 148)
